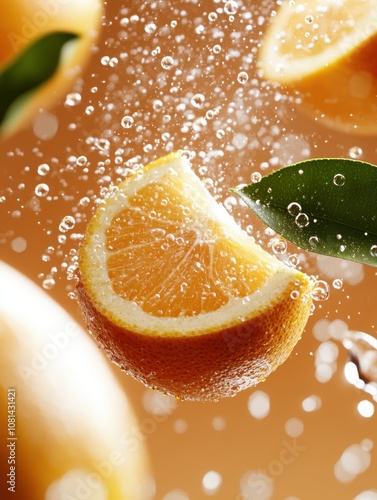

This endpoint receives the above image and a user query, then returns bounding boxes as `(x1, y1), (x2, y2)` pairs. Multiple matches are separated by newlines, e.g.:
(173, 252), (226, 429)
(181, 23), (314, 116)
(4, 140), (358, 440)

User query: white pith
(81, 151), (308, 337)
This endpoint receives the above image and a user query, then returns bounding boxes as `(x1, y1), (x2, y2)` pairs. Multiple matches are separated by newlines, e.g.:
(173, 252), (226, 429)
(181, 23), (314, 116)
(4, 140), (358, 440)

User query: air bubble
(287, 202), (302, 216)
(213, 44), (222, 54)
(237, 71), (249, 84)
(333, 174), (345, 186)
(271, 237), (287, 255)
(311, 280), (330, 301)
(305, 14), (314, 24)
(309, 235), (319, 248)
(370, 245), (377, 258)
(208, 12), (218, 21)
(42, 277), (56, 290)
(145, 22), (157, 33)
(332, 278), (343, 289)
(59, 216), (76, 233)
(35, 183), (49, 197)
(76, 156), (87, 167)
(161, 56), (174, 69)
(295, 213), (309, 228)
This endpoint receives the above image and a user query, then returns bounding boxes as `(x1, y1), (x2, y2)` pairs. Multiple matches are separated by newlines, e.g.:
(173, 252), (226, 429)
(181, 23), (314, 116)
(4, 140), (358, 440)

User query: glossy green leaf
(0, 31), (78, 131)
(232, 158), (377, 267)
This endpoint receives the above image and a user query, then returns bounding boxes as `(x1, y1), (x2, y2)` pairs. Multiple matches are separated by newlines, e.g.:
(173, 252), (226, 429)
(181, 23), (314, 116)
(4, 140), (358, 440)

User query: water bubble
(309, 235), (319, 248)
(208, 12), (218, 21)
(37, 163), (50, 176)
(213, 44), (222, 54)
(305, 14), (314, 24)
(121, 115), (134, 128)
(64, 92), (81, 107)
(271, 237), (287, 255)
(42, 277), (56, 290)
(250, 171), (262, 183)
(101, 55), (110, 65)
(216, 129), (225, 139)
(370, 245), (377, 258)
(59, 215), (76, 233)
(311, 280), (330, 301)
(76, 156), (87, 167)
(224, 0), (238, 15)
(191, 93), (205, 108)
(35, 183), (49, 197)
(287, 253), (300, 268)
(349, 146), (363, 159)
(152, 99), (163, 112)
(332, 278), (343, 289)
(85, 105), (94, 115)
(161, 56), (174, 69)
(333, 173), (345, 186)
(237, 71), (249, 84)
(287, 202), (302, 216)
(290, 290), (300, 299)
(145, 22), (157, 33)
(295, 212), (310, 228)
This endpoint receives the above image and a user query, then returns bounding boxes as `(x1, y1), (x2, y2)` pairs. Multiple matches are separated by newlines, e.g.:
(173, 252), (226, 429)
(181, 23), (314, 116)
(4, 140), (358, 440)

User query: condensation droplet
(333, 173), (345, 186)
(35, 183), (49, 197)
(311, 280), (330, 301)
(287, 202), (302, 216)
(295, 212), (310, 228)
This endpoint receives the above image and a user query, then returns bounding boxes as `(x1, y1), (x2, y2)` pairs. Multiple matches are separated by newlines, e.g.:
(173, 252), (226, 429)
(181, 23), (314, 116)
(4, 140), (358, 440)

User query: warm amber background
(1, 1), (376, 498)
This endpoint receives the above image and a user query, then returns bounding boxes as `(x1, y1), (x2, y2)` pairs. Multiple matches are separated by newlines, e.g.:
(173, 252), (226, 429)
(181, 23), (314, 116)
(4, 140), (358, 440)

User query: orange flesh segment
(278, 1), (374, 59)
(105, 168), (275, 318)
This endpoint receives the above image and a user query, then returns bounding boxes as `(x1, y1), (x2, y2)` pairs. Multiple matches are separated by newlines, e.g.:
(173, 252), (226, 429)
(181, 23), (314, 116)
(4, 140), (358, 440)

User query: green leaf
(232, 158), (377, 267)
(0, 31), (78, 131)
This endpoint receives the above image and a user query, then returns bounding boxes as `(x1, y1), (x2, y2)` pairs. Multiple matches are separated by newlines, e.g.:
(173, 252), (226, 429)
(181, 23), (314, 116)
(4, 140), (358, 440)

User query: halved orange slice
(77, 151), (313, 401)
(259, 0), (377, 135)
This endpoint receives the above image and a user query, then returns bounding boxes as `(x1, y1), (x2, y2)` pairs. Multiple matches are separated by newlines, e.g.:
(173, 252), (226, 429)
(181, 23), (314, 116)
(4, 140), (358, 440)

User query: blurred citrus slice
(259, 0), (377, 135)
(77, 151), (313, 401)
(0, 261), (150, 499)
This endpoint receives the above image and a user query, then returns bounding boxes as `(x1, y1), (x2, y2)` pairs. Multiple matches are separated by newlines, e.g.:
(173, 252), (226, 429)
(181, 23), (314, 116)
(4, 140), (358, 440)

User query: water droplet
(332, 278), (343, 289)
(145, 22), (157, 33)
(37, 163), (50, 176)
(35, 183), (49, 197)
(237, 71), (249, 84)
(309, 235), (319, 248)
(121, 115), (134, 128)
(224, 0), (238, 15)
(295, 212), (310, 228)
(250, 171), (262, 183)
(333, 173), (345, 186)
(370, 245), (377, 258)
(271, 237), (287, 255)
(349, 146), (363, 159)
(191, 93), (205, 108)
(287, 202), (302, 216)
(342, 330), (377, 397)
(64, 92), (81, 107)
(311, 280), (330, 301)
(59, 215), (76, 233)
(161, 56), (174, 69)
(42, 276), (55, 290)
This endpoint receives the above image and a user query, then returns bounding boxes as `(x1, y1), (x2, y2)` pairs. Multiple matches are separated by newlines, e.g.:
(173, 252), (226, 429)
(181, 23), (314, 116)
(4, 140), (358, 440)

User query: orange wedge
(77, 151), (313, 401)
(259, 0), (377, 135)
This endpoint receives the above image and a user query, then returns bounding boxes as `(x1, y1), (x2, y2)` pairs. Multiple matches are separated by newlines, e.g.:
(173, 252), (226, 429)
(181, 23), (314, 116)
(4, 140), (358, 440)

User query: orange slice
(259, 0), (377, 135)
(77, 151), (314, 401)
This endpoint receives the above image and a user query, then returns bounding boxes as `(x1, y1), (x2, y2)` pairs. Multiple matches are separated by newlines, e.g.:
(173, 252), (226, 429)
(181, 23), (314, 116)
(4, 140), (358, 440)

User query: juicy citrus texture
(78, 151), (314, 401)
(259, 0), (377, 135)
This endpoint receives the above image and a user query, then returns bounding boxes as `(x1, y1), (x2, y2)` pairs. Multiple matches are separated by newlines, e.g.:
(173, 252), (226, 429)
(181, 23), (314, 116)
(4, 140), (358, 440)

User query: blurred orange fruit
(77, 151), (313, 401)
(0, 261), (150, 499)
(259, 0), (377, 135)
(0, 0), (102, 137)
